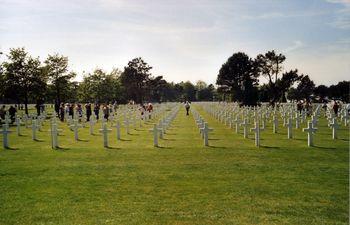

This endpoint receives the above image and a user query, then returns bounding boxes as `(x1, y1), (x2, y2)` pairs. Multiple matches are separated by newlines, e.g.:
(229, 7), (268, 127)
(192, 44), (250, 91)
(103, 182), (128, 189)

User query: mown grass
(0, 106), (348, 225)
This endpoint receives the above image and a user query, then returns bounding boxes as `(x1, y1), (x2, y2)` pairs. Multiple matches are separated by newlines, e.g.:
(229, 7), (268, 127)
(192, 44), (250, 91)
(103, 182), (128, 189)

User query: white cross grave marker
(70, 119), (83, 141)
(240, 118), (249, 139)
(115, 120), (121, 140)
(149, 124), (159, 147)
(200, 122), (213, 146)
(1, 124), (12, 149)
(303, 121), (317, 147)
(31, 120), (40, 140)
(99, 123), (112, 148)
(329, 118), (339, 139)
(250, 121), (262, 147)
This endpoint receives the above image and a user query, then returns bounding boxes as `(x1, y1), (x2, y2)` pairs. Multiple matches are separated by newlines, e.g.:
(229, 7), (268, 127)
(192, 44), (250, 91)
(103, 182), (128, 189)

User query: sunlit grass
(0, 106), (348, 224)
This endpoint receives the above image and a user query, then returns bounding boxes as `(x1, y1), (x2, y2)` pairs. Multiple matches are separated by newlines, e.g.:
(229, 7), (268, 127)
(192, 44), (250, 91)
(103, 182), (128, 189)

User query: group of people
(0, 105), (17, 123)
(57, 103), (117, 122)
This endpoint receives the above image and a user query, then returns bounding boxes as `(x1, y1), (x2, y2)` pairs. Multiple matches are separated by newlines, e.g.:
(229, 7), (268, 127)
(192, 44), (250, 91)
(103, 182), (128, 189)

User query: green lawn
(0, 106), (348, 225)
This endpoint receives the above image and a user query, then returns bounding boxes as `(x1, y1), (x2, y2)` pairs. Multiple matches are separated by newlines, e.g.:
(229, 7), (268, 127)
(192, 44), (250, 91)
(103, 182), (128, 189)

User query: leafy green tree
(314, 85), (329, 101)
(295, 75), (315, 100)
(216, 52), (259, 105)
(180, 81), (196, 101)
(147, 76), (168, 102)
(329, 81), (350, 102)
(78, 69), (121, 103)
(120, 57), (152, 103)
(44, 54), (75, 111)
(256, 50), (303, 104)
(2, 48), (47, 114)
(195, 81), (214, 101)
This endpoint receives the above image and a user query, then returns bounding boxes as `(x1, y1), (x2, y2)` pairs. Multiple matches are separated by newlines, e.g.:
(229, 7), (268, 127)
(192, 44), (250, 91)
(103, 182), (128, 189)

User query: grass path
(0, 107), (348, 224)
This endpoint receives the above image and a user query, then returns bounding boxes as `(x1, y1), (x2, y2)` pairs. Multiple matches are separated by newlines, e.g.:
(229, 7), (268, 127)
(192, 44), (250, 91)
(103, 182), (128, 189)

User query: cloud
(326, 0), (350, 29)
(284, 41), (305, 53)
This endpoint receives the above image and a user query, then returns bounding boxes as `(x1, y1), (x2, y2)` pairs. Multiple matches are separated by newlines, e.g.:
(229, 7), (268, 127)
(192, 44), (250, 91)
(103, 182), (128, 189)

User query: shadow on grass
(207, 145), (227, 149)
(33, 139), (44, 142)
(105, 146), (120, 150)
(156, 146), (173, 149)
(163, 138), (176, 141)
(209, 138), (220, 141)
(77, 139), (89, 142)
(313, 146), (336, 149)
(128, 133), (139, 136)
(260, 145), (280, 149)
(5, 147), (19, 150)
(120, 138), (132, 141)
(55, 146), (70, 151)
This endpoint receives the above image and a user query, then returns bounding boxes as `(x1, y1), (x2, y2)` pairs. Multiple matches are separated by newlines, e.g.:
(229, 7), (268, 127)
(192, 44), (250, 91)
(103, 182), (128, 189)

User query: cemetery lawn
(0, 107), (348, 225)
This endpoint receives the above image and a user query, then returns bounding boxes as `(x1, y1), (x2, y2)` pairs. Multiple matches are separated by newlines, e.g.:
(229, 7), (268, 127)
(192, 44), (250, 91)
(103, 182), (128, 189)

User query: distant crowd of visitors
(0, 100), (347, 125)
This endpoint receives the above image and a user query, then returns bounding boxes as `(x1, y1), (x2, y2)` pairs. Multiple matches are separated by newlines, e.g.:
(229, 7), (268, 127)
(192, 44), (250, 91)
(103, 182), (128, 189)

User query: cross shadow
(77, 139), (89, 142)
(105, 146), (120, 150)
(207, 145), (227, 149)
(313, 146), (336, 149)
(34, 139), (44, 142)
(4, 147), (19, 150)
(128, 133), (139, 136)
(260, 145), (280, 149)
(156, 146), (173, 149)
(55, 147), (70, 151)
(163, 138), (176, 141)
(120, 138), (132, 141)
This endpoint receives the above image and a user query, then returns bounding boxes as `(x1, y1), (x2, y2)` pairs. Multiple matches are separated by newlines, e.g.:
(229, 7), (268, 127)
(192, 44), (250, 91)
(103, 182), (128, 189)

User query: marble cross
(31, 119), (40, 140)
(250, 121), (262, 147)
(329, 118), (339, 139)
(49, 122), (63, 149)
(70, 119), (83, 141)
(115, 120), (121, 140)
(149, 124), (159, 147)
(200, 122), (213, 146)
(99, 123), (112, 148)
(272, 114), (278, 133)
(1, 124), (12, 149)
(303, 121), (317, 147)
(240, 118), (249, 139)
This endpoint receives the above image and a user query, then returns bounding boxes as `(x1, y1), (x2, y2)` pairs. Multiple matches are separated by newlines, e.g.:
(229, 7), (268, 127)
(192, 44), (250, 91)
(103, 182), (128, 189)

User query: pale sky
(0, 0), (349, 85)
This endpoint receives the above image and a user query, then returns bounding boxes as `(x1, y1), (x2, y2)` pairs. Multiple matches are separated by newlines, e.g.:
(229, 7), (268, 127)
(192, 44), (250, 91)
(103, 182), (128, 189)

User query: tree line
(216, 51), (349, 106)
(0, 47), (348, 114)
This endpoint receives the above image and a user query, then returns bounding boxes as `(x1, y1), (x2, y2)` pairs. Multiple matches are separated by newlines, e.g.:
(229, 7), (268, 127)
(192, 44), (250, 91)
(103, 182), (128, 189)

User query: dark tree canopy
(120, 57), (152, 103)
(0, 47), (347, 106)
(2, 48), (47, 114)
(216, 52), (259, 105)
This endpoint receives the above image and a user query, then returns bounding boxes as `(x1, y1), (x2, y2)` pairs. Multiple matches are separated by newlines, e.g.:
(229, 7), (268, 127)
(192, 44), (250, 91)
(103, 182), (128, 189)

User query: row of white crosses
(149, 105), (180, 147)
(198, 101), (344, 147)
(191, 108), (213, 146)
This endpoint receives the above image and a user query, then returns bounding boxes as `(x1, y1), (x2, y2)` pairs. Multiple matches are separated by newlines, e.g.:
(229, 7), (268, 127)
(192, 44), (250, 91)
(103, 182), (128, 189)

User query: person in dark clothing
(185, 101), (190, 116)
(85, 103), (92, 122)
(8, 106), (17, 123)
(68, 104), (74, 118)
(59, 103), (65, 122)
(94, 104), (100, 120)
(333, 101), (339, 116)
(54, 100), (60, 115)
(35, 102), (41, 116)
(0, 105), (5, 120)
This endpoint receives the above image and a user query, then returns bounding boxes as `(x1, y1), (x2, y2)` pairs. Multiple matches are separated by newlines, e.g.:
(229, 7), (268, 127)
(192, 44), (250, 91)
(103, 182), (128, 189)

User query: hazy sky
(0, 0), (349, 85)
